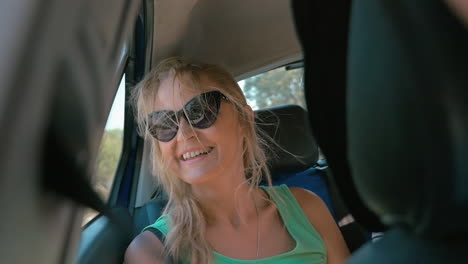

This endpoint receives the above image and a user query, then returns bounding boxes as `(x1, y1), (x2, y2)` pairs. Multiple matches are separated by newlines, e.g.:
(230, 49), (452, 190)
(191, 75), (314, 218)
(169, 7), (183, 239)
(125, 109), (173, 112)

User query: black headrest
(347, 0), (468, 245)
(255, 104), (319, 175)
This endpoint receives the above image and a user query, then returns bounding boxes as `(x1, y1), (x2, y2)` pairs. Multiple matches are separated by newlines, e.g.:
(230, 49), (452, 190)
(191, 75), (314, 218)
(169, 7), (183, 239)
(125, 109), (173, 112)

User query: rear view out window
(239, 66), (305, 110)
(82, 75), (125, 226)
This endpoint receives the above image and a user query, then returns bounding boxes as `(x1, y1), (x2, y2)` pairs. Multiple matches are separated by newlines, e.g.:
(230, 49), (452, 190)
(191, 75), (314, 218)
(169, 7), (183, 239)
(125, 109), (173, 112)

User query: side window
(239, 66), (305, 110)
(82, 75), (125, 226)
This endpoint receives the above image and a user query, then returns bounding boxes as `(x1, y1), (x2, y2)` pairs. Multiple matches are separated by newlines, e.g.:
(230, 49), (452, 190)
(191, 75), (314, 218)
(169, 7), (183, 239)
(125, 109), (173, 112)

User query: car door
(76, 1), (156, 263)
(0, 0), (142, 263)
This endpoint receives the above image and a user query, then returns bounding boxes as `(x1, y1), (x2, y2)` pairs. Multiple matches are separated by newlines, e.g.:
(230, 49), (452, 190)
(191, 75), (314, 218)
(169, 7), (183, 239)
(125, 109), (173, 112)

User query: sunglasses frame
(147, 90), (228, 142)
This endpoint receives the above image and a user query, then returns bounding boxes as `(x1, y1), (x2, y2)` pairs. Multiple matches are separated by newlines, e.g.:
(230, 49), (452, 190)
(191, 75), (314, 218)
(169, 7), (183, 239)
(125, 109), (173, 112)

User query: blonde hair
(131, 57), (276, 264)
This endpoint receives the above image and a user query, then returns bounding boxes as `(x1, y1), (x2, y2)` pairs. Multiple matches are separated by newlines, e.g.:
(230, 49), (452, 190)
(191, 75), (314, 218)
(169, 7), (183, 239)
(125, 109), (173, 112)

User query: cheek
(158, 142), (178, 170)
(215, 121), (245, 153)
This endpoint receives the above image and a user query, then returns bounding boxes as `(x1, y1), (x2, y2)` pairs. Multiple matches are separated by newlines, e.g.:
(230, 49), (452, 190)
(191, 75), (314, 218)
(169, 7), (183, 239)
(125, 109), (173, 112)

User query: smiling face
(153, 74), (247, 186)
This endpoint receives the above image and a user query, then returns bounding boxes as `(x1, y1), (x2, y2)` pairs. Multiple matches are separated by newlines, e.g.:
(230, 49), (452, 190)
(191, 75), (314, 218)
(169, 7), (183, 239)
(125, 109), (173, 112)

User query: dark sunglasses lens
(185, 92), (221, 128)
(147, 92), (224, 142)
(148, 111), (178, 142)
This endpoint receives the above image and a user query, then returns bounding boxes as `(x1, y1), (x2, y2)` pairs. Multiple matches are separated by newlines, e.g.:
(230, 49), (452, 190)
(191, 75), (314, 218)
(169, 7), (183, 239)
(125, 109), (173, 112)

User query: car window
(82, 75), (125, 226)
(239, 66), (305, 110)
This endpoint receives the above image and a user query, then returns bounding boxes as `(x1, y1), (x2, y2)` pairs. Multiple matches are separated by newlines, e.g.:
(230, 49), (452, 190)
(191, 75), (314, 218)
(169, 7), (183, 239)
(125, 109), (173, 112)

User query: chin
(179, 167), (221, 186)
(180, 173), (212, 185)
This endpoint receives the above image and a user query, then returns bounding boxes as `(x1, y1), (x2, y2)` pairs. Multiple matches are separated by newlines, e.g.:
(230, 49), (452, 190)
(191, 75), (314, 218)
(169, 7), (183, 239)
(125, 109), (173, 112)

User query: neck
(191, 178), (263, 228)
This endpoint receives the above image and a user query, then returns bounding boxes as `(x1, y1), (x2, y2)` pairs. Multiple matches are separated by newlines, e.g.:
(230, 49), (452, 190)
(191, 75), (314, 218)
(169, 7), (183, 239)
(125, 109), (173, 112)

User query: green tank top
(144, 184), (327, 264)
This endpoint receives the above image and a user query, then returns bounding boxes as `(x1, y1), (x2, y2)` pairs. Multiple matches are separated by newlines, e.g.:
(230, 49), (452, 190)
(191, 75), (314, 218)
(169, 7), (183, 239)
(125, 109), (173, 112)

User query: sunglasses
(147, 91), (228, 142)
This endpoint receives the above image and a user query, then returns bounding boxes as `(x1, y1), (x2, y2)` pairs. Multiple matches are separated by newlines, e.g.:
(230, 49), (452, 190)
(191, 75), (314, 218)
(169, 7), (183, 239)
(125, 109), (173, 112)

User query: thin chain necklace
(254, 194), (260, 259)
(210, 195), (261, 260)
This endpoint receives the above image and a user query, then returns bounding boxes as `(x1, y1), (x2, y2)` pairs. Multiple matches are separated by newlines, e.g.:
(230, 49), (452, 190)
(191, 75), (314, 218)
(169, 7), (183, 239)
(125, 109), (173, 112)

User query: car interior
(1, 0), (467, 263)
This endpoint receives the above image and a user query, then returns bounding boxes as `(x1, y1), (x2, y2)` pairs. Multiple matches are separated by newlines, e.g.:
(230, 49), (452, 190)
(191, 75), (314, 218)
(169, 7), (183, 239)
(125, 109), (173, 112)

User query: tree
(94, 128), (123, 200)
(242, 67), (305, 109)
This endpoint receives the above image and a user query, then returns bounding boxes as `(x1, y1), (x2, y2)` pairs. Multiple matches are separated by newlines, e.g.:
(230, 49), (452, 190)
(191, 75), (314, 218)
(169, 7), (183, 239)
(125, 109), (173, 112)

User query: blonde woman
(125, 57), (349, 264)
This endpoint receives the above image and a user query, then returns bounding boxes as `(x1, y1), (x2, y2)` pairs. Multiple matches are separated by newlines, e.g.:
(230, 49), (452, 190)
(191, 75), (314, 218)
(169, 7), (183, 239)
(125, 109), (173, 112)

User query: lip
(179, 146), (214, 161)
(182, 151), (211, 164)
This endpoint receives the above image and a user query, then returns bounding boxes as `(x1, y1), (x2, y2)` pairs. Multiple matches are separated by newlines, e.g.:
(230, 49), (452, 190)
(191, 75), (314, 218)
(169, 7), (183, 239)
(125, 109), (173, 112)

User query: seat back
(255, 104), (318, 175)
(346, 0), (468, 263)
(255, 105), (330, 208)
(256, 104), (368, 251)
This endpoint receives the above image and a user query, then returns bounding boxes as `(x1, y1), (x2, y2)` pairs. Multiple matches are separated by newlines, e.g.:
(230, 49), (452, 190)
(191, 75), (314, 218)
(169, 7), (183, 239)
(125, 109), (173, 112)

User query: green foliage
(242, 67), (305, 109)
(94, 128), (123, 200)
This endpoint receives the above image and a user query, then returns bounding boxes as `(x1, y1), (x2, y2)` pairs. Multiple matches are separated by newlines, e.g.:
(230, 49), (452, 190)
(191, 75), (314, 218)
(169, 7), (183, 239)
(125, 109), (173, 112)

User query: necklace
(254, 194), (260, 259)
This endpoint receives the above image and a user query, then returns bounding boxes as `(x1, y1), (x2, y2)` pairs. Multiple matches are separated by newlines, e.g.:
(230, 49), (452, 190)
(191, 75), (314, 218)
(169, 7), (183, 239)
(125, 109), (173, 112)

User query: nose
(176, 117), (196, 141)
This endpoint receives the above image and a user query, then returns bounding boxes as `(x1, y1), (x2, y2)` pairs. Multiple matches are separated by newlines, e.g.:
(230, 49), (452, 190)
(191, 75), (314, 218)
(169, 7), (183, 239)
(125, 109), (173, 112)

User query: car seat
(135, 104), (368, 251)
(256, 104), (368, 252)
(292, 0), (468, 262)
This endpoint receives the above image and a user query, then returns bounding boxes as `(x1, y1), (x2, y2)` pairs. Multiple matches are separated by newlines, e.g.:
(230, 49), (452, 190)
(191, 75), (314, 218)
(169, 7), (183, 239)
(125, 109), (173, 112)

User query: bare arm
(290, 187), (350, 264)
(124, 231), (171, 264)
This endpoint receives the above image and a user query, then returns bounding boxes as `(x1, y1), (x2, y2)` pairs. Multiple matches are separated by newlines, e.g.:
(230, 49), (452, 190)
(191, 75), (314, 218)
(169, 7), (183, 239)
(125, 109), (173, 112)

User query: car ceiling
(152, 0), (302, 80)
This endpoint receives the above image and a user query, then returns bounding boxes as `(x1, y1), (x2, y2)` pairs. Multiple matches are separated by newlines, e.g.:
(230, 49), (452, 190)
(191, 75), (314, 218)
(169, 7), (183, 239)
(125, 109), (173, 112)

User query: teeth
(182, 149), (209, 160)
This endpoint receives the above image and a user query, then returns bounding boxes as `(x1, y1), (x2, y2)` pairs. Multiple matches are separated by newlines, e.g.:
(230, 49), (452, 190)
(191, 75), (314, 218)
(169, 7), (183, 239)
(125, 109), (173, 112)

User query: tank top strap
(143, 214), (171, 236)
(261, 185), (308, 226)
(260, 184), (326, 250)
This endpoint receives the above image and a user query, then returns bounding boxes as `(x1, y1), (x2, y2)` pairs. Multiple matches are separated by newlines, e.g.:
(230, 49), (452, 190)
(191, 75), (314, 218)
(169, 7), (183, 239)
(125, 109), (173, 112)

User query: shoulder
(289, 187), (324, 211)
(124, 231), (167, 264)
(289, 187), (350, 262)
(288, 187), (333, 233)
(289, 186), (318, 198)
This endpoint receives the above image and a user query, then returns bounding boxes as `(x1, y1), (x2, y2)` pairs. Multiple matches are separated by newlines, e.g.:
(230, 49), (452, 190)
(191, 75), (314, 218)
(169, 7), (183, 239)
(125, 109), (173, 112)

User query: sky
(105, 75), (126, 130)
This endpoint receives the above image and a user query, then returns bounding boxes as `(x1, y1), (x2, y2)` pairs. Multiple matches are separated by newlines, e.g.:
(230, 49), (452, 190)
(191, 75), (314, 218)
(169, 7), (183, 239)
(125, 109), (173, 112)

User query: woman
(125, 57), (350, 264)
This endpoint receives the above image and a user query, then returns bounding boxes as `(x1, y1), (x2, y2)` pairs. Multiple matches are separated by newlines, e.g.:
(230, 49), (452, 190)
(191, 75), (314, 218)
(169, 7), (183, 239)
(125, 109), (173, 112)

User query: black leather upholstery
(291, 0), (468, 260)
(348, 0), (468, 235)
(255, 104), (319, 175)
(346, 0), (468, 263)
(291, 0), (385, 231)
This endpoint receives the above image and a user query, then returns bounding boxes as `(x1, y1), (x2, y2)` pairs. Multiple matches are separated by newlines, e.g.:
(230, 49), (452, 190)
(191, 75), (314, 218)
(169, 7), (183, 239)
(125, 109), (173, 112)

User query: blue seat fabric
(272, 167), (336, 220)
